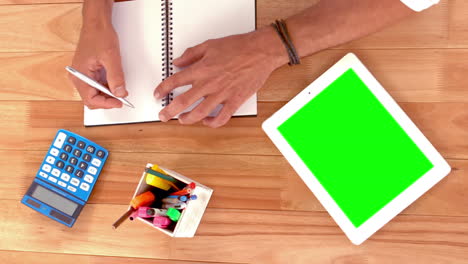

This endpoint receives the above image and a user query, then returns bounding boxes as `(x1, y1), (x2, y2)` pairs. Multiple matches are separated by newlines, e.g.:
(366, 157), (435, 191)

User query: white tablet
(262, 53), (451, 245)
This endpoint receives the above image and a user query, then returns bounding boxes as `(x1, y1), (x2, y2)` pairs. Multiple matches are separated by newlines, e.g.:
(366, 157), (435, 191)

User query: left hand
(154, 27), (288, 128)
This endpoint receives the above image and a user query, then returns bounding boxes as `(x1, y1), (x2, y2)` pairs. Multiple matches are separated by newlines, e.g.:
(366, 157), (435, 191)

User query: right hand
(70, 22), (128, 109)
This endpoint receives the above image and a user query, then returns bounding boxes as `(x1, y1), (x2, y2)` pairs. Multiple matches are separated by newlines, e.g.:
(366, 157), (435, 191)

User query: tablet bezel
(262, 53), (451, 245)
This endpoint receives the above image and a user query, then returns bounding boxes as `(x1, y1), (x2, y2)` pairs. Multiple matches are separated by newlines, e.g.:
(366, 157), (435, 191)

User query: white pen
(65, 66), (135, 108)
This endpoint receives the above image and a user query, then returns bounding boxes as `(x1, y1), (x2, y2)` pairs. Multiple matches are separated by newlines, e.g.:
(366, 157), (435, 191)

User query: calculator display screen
(31, 185), (78, 216)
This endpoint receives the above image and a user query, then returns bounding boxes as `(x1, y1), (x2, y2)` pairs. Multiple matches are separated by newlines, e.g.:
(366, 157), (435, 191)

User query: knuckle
(211, 115), (229, 128)
(103, 46), (117, 55)
(185, 47), (195, 55)
(203, 39), (213, 46)
(176, 96), (189, 107)
(164, 78), (174, 89)
(85, 103), (96, 110)
(188, 111), (204, 123)
(102, 47), (120, 60)
(163, 105), (177, 117)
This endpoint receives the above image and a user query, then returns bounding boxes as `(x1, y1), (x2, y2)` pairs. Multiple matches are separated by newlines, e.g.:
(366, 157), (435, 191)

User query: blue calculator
(21, 129), (108, 227)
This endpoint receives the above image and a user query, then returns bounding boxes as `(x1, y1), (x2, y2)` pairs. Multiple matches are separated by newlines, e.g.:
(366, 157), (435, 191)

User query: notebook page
(84, 0), (165, 126)
(171, 0), (257, 117)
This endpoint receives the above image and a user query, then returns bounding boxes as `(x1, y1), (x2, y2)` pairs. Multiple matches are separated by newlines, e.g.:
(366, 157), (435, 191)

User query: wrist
(250, 26), (290, 70)
(82, 0), (114, 30)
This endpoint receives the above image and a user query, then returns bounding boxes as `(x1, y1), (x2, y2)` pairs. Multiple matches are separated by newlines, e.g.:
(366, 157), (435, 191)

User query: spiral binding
(161, 0), (174, 107)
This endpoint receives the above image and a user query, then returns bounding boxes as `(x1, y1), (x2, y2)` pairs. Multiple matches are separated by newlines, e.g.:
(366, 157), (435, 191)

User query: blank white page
(171, 0), (257, 117)
(84, 0), (165, 126)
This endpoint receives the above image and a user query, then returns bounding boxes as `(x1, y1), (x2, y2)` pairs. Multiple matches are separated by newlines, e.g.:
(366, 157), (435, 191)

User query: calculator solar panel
(21, 129), (108, 227)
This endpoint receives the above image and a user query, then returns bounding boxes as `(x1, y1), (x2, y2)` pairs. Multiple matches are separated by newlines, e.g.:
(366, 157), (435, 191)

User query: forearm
(260, 0), (415, 67)
(82, 0), (114, 28)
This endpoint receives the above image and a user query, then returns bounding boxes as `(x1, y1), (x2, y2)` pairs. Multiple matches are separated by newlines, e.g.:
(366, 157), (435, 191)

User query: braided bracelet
(271, 19), (301, 65)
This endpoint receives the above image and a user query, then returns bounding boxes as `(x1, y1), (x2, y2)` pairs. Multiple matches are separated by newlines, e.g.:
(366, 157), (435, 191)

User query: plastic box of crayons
(129, 164), (213, 237)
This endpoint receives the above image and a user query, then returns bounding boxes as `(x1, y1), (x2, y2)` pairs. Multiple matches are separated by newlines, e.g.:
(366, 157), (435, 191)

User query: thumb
(100, 50), (128, 98)
(173, 43), (207, 67)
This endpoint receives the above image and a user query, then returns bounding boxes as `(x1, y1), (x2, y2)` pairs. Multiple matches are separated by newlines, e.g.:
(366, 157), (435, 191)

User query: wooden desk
(0, 0), (467, 263)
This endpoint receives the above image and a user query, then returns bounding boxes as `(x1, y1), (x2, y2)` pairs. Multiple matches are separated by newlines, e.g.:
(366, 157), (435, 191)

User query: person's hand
(154, 27), (288, 128)
(70, 4), (127, 109)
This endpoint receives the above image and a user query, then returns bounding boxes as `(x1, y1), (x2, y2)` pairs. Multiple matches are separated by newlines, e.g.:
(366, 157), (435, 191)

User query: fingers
(69, 69), (123, 109)
(154, 68), (195, 99)
(159, 88), (204, 122)
(203, 101), (242, 128)
(100, 48), (128, 98)
(86, 94), (123, 109)
(178, 95), (223, 125)
(81, 83), (123, 109)
(173, 43), (207, 67)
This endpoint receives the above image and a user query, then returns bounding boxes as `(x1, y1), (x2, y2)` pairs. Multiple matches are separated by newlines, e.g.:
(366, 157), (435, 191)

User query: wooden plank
(262, 49), (468, 103)
(3, 150), (468, 217)
(0, 101), (466, 159)
(1, 203), (467, 263)
(448, 0), (468, 47)
(0, 0), (80, 4)
(0, 0), (465, 52)
(5, 151), (286, 210)
(0, 103), (27, 149)
(0, 250), (228, 264)
(3, 49), (468, 103)
(0, 52), (80, 101)
(0, 3), (81, 52)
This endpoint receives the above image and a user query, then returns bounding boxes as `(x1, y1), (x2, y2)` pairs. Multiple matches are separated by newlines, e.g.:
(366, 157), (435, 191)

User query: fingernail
(154, 91), (161, 99)
(114, 86), (126, 97)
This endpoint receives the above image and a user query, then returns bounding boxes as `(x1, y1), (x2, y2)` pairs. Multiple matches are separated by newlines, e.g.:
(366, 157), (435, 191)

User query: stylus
(65, 66), (135, 108)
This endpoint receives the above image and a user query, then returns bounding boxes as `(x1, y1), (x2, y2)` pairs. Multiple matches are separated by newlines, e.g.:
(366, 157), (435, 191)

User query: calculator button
(58, 181), (67, 188)
(64, 145), (72, 153)
(69, 157), (78, 165)
(53, 132), (67, 149)
(87, 166), (97, 175)
(50, 148), (59, 157)
(67, 136), (76, 145)
(51, 169), (61, 177)
(86, 145), (95, 154)
(56, 160), (65, 169)
(48, 176), (58, 183)
(59, 152), (68, 161)
(77, 141), (86, 149)
(96, 150), (106, 159)
(61, 173), (70, 182)
(42, 164), (52, 173)
(91, 158), (102, 167)
(39, 172), (48, 178)
(45, 156), (55, 165)
(84, 175), (94, 183)
(73, 149), (82, 158)
(70, 178), (80, 186)
(80, 183), (90, 191)
(83, 154), (92, 162)
(67, 186), (77, 192)
(65, 165), (74, 174)
(75, 170), (84, 178)
(78, 162), (88, 170)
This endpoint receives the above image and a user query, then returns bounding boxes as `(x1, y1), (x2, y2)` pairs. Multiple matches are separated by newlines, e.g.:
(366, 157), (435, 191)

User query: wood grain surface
(0, 0), (467, 263)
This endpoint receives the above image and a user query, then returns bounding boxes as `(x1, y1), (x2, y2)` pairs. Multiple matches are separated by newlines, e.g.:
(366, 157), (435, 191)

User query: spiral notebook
(84, 0), (257, 126)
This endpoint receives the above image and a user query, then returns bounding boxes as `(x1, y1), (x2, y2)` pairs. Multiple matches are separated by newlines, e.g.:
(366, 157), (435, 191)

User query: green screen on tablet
(277, 69), (434, 228)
